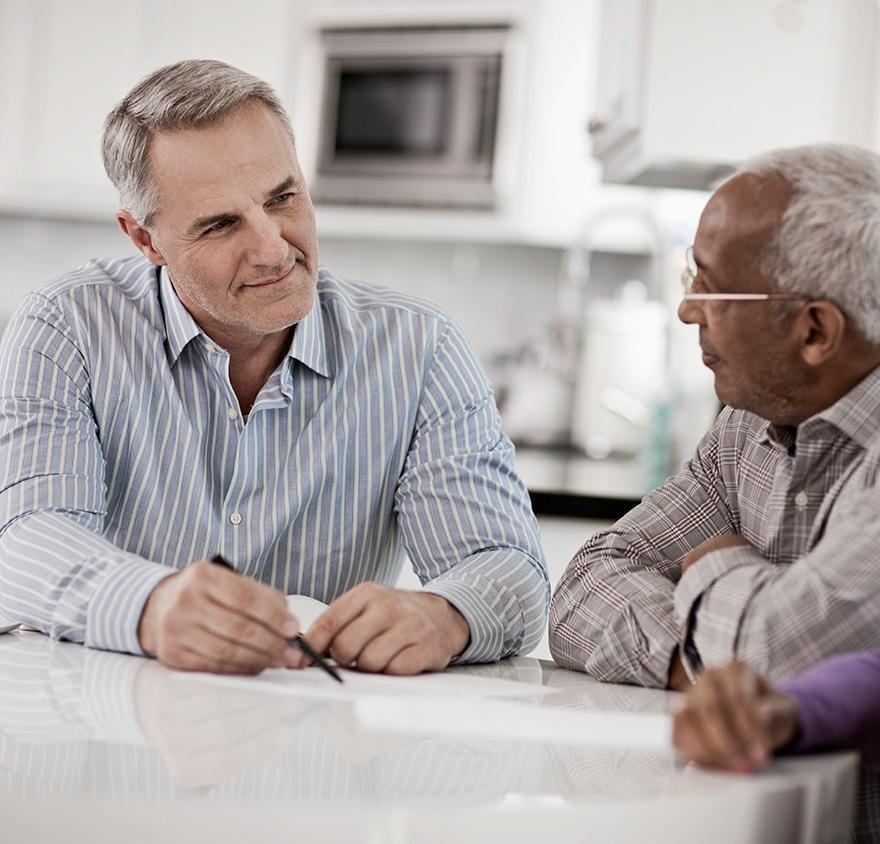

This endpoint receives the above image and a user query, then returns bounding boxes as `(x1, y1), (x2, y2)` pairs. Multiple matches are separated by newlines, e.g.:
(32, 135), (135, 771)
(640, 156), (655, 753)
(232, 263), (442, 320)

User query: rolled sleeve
(674, 545), (775, 671)
(396, 317), (549, 663)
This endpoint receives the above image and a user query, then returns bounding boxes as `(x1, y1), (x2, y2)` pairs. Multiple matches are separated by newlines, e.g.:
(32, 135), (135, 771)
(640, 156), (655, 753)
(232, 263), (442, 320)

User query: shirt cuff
(86, 557), (178, 656)
(674, 545), (773, 672)
(420, 548), (548, 664)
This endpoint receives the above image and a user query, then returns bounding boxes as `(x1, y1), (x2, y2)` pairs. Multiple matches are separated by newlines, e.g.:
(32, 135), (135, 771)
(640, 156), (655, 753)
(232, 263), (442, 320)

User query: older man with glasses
(550, 144), (880, 692)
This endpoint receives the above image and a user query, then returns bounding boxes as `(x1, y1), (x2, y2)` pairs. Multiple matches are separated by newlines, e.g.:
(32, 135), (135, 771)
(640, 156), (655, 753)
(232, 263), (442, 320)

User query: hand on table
(302, 582), (471, 675)
(137, 560), (301, 674)
(681, 534), (750, 575)
(672, 660), (800, 772)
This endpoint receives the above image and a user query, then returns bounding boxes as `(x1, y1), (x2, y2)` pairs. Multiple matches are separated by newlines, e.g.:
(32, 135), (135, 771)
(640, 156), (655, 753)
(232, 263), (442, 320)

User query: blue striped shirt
(0, 256), (548, 662)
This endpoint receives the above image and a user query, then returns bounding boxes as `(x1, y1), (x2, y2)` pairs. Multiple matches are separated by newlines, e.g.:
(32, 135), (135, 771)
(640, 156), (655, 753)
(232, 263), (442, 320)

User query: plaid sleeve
(549, 410), (740, 688)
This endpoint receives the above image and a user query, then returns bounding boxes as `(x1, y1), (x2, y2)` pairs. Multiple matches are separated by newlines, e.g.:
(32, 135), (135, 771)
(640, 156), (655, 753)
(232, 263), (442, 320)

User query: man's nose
(247, 214), (288, 268)
(677, 297), (703, 325)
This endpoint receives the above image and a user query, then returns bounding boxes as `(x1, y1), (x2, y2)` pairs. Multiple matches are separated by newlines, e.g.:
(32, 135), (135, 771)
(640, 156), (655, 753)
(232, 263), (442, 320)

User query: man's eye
(270, 192), (295, 206)
(203, 219), (233, 236)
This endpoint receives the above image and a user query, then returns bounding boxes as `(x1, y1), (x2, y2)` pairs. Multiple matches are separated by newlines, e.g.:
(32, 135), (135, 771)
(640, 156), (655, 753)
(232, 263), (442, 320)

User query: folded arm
(675, 481), (880, 678)
(549, 412), (738, 687)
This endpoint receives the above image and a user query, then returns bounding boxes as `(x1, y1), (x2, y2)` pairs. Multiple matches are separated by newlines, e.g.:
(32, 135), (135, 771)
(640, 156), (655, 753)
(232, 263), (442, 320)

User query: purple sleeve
(777, 651), (880, 767)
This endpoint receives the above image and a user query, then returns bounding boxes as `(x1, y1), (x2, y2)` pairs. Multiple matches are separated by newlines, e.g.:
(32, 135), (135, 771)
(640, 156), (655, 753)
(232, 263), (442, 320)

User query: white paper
(182, 663), (550, 704)
(354, 695), (672, 750)
(285, 594), (329, 631)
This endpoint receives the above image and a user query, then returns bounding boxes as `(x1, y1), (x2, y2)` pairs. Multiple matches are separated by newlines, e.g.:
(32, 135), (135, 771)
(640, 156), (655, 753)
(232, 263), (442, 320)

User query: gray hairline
(736, 144), (880, 345)
(101, 60), (295, 227)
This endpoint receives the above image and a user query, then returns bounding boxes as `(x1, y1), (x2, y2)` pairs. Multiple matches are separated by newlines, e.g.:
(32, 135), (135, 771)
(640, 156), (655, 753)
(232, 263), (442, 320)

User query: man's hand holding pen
(138, 560), (471, 678)
(137, 560), (301, 675)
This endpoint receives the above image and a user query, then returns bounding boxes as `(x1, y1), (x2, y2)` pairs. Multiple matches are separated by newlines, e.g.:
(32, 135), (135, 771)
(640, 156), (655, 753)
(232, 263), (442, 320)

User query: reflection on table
(0, 632), (857, 844)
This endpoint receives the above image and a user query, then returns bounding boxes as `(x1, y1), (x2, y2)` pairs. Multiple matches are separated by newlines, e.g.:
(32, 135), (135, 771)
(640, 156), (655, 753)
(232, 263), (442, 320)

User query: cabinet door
(0, 0), (300, 218)
(589, 0), (648, 157)
(0, 0), (158, 215)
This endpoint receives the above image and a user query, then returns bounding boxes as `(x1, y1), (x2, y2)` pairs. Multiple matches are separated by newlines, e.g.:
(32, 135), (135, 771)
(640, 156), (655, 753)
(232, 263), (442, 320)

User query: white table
(0, 632), (856, 844)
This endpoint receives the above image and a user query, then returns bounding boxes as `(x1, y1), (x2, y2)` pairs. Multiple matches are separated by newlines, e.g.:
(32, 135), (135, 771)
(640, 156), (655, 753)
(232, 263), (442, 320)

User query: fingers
(143, 561), (302, 674)
(192, 600), (298, 668)
(305, 583), (375, 657)
(691, 664), (761, 769)
(673, 661), (773, 771)
(198, 561), (297, 638)
(305, 584), (463, 675)
(326, 611), (393, 668)
(345, 627), (413, 673)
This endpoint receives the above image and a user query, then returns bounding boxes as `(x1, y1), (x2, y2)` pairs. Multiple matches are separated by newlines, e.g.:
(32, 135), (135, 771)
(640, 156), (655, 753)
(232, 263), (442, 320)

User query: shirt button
(229, 512), (242, 526)
(794, 491), (808, 508)
(227, 407), (239, 421)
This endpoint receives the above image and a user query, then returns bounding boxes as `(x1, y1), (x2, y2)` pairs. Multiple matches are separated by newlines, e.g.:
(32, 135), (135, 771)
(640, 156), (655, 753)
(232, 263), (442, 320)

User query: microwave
(313, 25), (510, 209)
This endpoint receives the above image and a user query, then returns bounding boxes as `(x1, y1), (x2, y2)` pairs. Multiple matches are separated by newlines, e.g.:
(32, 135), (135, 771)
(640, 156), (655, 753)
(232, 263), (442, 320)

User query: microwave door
(315, 52), (501, 207)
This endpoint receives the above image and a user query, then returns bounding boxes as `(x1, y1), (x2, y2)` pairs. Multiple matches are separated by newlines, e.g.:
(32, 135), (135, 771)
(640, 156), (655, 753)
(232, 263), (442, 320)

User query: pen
(209, 554), (344, 684)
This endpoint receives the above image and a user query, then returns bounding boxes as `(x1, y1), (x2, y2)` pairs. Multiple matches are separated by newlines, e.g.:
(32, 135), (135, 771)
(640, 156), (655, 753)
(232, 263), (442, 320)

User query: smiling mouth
(245, 263), (297, 288)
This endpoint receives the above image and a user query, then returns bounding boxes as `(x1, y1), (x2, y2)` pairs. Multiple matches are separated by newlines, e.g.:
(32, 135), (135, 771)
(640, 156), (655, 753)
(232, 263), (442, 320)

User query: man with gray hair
(0, 59), (549, 675)
(551, 143), (880, 691)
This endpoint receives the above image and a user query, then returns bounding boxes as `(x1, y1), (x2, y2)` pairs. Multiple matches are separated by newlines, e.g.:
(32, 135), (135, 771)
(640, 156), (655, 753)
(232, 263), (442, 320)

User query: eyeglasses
(681, 246), (811, 302)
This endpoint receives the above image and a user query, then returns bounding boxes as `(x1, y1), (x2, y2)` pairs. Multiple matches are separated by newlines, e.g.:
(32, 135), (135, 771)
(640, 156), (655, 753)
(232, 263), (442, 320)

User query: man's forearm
(549, 539), (681, 687)
(675, 532), (880, 678)
(0, 511), (173, 654)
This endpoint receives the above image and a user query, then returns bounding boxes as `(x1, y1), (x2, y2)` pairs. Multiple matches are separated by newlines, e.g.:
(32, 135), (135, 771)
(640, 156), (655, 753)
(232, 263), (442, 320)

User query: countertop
(516, 446), (645, 520)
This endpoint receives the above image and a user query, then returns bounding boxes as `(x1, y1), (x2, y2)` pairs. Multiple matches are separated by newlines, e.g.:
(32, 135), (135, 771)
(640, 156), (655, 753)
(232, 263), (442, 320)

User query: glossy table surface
(0, 631), (856, 844)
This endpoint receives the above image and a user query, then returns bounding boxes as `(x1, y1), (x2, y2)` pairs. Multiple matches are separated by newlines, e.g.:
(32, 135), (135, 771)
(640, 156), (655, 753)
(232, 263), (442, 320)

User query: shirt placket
(199, 339), (251, 568)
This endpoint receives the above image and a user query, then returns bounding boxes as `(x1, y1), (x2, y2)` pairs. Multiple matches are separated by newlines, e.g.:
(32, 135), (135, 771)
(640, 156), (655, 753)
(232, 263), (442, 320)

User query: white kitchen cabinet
(0, 0), (302, 220)
(0, 0), (613, 248)
(591, 0), (878, 188)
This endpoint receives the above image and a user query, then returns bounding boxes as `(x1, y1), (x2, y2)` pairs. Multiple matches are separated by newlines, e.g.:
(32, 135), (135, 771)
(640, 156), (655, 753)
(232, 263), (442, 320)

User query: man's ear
(799, 300), (847, 366)
(116, 210), (166, 266)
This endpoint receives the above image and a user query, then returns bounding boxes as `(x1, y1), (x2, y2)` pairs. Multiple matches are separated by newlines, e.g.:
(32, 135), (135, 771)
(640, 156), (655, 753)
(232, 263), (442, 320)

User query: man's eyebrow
(186, 176), (302, 235)
(268, 176), (299, 197)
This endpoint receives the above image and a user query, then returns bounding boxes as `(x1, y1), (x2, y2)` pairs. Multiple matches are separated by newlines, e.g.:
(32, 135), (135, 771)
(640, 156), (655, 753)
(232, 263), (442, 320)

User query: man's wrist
(668, 646), (692, 691)
(419, 592), (471, 657)
(137, 575), (175, 656)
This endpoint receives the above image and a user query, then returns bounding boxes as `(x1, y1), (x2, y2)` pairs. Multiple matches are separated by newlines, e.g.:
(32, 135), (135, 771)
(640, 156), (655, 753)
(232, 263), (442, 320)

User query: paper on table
(286, 594), (329, 631)
(182, 662), (551, 703)
(354, 695), (672, 751)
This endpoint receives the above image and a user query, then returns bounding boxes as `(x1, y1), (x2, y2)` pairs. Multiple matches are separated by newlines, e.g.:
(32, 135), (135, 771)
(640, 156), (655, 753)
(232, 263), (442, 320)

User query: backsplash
(0, 214), (566, 364)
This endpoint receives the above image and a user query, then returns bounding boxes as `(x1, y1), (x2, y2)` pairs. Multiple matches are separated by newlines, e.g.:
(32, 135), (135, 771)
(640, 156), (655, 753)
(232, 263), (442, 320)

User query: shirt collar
(159, 266), (332, 378)
(809, 363), (880, 449)
(287, 288), (332, 379)
(759, 363), (880, 452)
(159, 267), (202, 366)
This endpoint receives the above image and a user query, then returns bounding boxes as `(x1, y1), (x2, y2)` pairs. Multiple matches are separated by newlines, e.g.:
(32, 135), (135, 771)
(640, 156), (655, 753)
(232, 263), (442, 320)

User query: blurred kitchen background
(1, 0), (877, 653)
